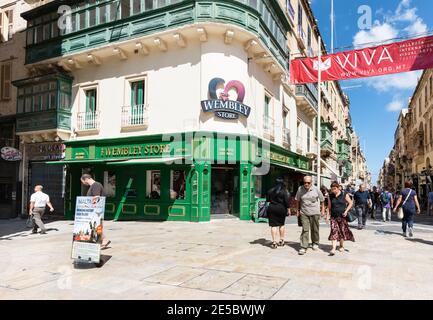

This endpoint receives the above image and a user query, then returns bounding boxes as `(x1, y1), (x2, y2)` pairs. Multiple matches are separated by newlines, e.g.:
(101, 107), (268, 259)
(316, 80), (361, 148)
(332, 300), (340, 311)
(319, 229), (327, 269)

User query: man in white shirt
(29, 185), (54, 234)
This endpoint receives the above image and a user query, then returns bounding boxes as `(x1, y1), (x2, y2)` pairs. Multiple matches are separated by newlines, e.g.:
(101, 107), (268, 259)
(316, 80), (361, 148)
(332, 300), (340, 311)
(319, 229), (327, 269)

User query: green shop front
(55, 132), (311, 222)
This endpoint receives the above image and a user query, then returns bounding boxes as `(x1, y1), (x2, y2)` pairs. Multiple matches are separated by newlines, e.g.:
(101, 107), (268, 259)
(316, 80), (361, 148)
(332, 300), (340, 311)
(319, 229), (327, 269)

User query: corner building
(16, 0), (316, 221)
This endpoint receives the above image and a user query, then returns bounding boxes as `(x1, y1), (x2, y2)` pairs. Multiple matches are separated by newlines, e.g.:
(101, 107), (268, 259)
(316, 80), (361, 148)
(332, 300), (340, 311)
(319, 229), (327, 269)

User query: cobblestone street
(1, 214), (433, 300)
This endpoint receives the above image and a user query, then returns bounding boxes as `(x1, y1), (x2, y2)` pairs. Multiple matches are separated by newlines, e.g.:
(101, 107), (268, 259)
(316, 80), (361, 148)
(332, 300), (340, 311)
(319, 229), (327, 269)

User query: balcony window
(145, 0), (154, 11)
(121, 0), (131, 19)
(100, 4), (109, 24)
(122, 79), (147, 127)
(85, 89), (97, 113)
(110, 2), (119, 21)
(132, 0), (142, 14)
(15, 75), (72, 114)
(88, 7), (97, 27)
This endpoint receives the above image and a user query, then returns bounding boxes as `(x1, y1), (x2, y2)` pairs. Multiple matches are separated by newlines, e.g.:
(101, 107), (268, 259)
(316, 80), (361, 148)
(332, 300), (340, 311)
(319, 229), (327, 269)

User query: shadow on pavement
(249, 238), (334, 253)
(406, 238), (433, 246)
(73, 255), (112, 269)
(0, 218), (61, 239)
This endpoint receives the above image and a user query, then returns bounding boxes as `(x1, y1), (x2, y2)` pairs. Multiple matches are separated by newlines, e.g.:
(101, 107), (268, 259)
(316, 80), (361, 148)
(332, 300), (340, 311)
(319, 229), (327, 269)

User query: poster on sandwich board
(71, 196), (105, 264)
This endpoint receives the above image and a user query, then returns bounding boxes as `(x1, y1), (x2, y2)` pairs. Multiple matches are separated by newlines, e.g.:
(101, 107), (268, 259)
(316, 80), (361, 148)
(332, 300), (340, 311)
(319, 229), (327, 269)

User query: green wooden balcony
(16, 109), (72, 133)
(13, 73), (73, 133)
(320, 122), (334, 156)
(22, 0), (290, 67)
(337, 139), (350, 160)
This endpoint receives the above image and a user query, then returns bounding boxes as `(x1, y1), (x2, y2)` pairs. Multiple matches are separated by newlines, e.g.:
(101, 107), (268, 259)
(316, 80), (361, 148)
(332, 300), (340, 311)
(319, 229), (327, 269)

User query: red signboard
(290, 35), (433, 84)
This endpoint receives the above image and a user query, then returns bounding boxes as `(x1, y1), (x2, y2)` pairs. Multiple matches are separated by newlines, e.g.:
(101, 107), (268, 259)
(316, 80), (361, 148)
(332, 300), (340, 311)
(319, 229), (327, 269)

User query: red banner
(290, 35), (433, 84)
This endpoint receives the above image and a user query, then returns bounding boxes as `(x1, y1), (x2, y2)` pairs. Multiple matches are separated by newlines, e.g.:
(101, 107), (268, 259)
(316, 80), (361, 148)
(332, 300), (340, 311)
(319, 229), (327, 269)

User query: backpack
(381, 192), (390, 204)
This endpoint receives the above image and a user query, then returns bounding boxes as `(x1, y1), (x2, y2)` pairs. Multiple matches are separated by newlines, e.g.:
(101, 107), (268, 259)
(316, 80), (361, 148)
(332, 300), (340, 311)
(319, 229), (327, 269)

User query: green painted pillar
(239, 163), (253, 221)
(190, 162), (211, 222)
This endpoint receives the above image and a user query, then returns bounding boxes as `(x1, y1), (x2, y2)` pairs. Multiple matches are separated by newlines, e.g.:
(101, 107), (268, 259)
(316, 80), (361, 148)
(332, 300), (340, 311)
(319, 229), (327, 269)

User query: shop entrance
(211, 166), (239, 216)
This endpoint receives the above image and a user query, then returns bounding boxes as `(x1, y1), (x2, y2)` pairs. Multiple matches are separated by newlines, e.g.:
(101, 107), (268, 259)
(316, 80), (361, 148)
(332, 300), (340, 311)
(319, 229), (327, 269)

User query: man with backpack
(380, 186), (394, 222)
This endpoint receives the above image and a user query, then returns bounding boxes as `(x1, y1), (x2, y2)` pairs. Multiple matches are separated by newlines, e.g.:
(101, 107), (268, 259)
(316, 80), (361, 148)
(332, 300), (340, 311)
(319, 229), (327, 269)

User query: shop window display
(170, 170), (186, 200)
(146, 170), (161, 199)
(103, 171), (116, 198)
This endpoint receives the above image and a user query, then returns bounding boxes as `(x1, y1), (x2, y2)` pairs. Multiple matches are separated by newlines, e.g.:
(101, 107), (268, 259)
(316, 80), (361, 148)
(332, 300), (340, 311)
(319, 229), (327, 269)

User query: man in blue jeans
(354, 184), (372, 230)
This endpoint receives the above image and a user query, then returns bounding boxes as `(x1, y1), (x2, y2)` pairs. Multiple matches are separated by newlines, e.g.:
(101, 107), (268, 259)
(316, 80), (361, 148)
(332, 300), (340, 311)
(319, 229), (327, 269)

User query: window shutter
(1, 63), (12, 100)
(1, 12), (9, 42)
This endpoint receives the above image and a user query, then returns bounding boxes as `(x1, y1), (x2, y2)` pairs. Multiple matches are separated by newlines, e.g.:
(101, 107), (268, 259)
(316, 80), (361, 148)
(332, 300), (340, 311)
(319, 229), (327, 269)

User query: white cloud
(404, 18), (428, 36)
(353, 0), (429, 48)
(386, 97), (405, 112)
(363, 70), (422, 92)
(353, 23), (398, 48)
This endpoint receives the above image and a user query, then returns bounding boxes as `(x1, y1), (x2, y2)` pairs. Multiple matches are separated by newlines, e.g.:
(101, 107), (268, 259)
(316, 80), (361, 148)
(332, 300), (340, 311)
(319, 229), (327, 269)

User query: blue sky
(310, 0), (433, 184)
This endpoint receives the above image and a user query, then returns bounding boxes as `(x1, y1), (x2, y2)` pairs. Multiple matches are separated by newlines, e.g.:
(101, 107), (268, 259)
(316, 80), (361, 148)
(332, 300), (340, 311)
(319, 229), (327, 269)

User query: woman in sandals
(266, 178), (291, 249)
(326, 181), (355, 256)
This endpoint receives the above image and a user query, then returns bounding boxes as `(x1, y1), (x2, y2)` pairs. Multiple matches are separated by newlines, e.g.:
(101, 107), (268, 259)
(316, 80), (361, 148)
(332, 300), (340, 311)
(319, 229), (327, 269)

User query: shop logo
(1, 147), (22, 161)
(201, 78), (251, 120)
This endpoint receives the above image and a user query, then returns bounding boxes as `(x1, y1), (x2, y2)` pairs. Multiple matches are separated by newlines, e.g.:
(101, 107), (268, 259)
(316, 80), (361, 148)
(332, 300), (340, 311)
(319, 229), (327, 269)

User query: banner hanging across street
(290, 34), (433, 84)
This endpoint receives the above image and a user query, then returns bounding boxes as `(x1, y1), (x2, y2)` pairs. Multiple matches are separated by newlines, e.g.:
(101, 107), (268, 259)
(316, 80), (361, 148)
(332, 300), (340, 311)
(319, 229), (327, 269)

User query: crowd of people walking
(266, 176), (423, 256)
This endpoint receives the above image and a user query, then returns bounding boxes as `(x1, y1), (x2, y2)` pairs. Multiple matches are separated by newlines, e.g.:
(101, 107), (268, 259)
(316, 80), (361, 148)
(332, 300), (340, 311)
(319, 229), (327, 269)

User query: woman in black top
(266, 178), (290, 249)
(327, 182), (355, 256)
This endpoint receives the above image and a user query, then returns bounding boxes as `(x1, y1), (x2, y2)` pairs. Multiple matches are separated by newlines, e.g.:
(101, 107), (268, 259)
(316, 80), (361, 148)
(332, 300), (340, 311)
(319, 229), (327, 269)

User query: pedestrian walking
(428, 189), (433, 216)
(29, 185), (54, 234)
(370, 186), (380, 219)
(295, 176), (325, 255)
(393, 181), (421, 238)
(320, 186), (330, 218)
(354, 184), (372, 230)
(326, 182), (355, 256)
(266, 178), (290, 249)
(380, 187), (394, 222)
(80, 174), (111, 249)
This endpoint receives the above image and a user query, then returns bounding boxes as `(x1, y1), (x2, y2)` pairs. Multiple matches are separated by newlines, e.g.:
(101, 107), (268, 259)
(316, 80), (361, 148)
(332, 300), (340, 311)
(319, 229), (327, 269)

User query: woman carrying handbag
(393, 181), (421, 238)
(326, 182), (355, 256)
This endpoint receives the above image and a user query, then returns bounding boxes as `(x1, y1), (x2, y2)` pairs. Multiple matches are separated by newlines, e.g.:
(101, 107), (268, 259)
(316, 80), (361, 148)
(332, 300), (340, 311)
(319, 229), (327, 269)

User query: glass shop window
(103, 171), (116, 198)
(170, 170), (186, 200)
(146, 170), (161, 199)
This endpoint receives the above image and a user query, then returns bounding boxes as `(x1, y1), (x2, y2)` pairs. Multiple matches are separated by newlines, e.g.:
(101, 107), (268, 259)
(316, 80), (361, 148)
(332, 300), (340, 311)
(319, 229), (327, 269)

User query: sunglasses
(304, 182), (312, 185)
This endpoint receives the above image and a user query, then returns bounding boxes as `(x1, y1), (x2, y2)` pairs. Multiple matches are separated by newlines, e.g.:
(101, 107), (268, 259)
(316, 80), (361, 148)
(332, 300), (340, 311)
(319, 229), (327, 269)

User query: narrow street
(1, 214), (433, 300)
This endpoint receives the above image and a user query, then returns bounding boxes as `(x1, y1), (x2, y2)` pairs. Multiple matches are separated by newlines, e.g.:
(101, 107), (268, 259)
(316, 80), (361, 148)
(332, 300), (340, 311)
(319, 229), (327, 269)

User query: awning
(45, 159), (109, 165)
(271, 161), (317, 176)
(46, 156), (187, 166)
(107, 156), (186, 166)
(321, 159), (341, 178)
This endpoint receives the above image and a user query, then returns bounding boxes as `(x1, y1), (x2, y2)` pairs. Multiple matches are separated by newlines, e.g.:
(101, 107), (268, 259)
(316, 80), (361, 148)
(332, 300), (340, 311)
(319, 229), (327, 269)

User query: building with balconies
(14, 0), (318, 221)
(0, 0), (44, 218)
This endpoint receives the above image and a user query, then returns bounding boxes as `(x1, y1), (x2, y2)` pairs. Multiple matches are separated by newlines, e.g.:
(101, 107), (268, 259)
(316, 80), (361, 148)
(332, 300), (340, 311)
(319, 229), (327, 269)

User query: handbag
(26, 215), (34, 228)
(346, 208), (357, 223)
(341, 192), (357, 222)
(398, 189), (412, 220)
(258, 201), (269, 219)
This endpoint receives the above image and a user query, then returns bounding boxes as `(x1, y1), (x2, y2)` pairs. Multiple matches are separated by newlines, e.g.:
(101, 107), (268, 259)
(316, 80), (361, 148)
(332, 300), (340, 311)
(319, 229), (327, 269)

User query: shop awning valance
(271, 161), (317, 176)
(107, 156), (186, 166)
(46, 156), (188, 165)
(45, 159), (109, 165)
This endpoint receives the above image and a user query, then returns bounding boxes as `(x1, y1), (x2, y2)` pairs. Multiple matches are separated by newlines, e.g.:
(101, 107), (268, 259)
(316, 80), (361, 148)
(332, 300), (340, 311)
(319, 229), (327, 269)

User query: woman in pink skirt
(326, 182), (355, 256)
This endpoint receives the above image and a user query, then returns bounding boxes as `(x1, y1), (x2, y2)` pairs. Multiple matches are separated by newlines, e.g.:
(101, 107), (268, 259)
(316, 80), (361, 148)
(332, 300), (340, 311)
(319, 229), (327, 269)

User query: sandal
(278, 239), (285, 247)
(271, 242), (278, 249)
(339, 247), (345, 252)
(329, 249), (336, 256)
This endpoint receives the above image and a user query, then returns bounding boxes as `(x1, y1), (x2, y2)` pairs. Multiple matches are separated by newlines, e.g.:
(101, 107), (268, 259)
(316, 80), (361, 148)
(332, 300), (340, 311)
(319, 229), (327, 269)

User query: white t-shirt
(30, 191), (50, 208)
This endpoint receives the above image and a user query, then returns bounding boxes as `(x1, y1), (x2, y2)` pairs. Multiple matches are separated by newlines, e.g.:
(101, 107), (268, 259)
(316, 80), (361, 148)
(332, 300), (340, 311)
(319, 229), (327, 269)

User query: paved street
(1, 214), (433, 300)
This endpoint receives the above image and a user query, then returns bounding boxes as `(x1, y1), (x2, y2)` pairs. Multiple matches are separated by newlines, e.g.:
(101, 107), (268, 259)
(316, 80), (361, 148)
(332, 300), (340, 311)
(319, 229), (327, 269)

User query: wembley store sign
(201, 78), (251, 120)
